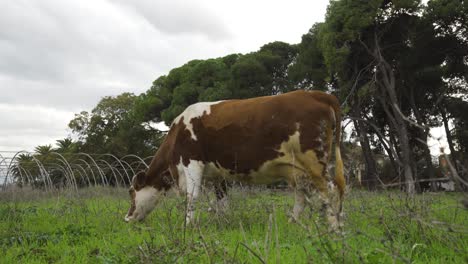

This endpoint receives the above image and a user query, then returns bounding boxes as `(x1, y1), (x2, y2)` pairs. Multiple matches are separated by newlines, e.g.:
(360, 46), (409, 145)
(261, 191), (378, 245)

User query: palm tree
(55, 138), (75, 153)
(11, 153), (35, 185)
(34, 145), (53, 156)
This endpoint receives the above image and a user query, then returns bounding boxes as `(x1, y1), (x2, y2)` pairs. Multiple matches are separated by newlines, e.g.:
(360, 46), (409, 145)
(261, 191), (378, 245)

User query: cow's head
(124, 171), (160, 222)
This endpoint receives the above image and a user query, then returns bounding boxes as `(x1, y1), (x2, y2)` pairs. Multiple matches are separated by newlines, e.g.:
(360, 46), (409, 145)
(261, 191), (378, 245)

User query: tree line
(16, 0), (467, 193)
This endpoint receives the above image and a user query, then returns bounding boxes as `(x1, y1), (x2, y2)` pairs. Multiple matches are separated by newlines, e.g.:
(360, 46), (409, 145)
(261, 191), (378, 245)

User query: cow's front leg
(184, 160), (204, 225)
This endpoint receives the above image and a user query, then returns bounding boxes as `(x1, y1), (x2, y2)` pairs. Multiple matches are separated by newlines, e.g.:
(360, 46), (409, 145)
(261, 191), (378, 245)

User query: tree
(69, 93), (162, 157)
(317, 0), (388, 190)
(315, 0), (457, 193)
(34, 145), (53, 156)
(11, 153), (35, 186)
(55, 138), (77, 153)
(288, 23), (328, 90)
(427, 0), (468, 171)
(230, 55), (271, 98)
(21, 0), (467, 192)
(150, 57), (234, 124)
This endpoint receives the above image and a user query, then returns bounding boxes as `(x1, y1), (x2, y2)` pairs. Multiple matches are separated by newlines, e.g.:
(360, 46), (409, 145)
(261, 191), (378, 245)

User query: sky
(0, 0), (448, 156)
(0, 0), (329, 152)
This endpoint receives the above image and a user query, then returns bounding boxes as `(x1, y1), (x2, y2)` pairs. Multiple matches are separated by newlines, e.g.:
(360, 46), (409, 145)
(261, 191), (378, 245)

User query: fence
(0, 151), (153, 191)
(2, 150), (467, 192)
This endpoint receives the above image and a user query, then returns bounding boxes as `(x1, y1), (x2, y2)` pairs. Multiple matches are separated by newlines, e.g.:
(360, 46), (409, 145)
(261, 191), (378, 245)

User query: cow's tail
(331, 103), (345, 198)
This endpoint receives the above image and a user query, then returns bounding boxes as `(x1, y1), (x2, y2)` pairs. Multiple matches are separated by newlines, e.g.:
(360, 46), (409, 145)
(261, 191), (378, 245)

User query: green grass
(0, 187), (467, 263)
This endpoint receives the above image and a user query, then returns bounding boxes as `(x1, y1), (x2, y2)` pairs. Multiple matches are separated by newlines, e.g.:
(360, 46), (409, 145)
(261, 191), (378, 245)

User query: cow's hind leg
(303, 163), (342, 232)
(208, 180), (229, 213)
(322, 177), (343, 232)
(214, 180), (229, 212)
(289, 188), (306, 223)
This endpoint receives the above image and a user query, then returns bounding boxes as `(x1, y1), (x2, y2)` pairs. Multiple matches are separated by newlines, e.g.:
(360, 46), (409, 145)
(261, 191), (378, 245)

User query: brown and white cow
(124, 90), (345, 229)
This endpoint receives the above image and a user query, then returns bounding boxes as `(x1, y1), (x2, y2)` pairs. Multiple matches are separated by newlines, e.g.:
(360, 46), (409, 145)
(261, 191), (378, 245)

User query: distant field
(0, 187), (467, 263)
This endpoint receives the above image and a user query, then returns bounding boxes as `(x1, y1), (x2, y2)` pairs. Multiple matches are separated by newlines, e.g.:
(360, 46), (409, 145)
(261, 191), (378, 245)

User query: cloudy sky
(0, 0), (447, 156)
(0, 0), (329, 152)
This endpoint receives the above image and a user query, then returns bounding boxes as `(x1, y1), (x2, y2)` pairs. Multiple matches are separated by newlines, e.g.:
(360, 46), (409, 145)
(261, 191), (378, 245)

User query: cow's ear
(132, 171), (146, 190)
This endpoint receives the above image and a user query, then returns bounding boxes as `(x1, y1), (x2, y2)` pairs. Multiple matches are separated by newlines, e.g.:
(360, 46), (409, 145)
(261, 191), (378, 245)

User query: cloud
(0, 0), (240, 151)
(0, 0), (234, 109)
(0, 0), (330, 152)
(0, 103), (74, 151)
(114, 0), (232, 40)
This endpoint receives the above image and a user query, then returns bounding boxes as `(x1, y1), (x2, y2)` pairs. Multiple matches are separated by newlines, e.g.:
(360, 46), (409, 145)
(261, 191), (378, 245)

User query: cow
(124, 90), (345, 230)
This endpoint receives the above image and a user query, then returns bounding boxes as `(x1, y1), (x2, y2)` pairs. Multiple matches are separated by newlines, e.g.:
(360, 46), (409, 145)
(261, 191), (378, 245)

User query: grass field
(0, 186), (467, 263)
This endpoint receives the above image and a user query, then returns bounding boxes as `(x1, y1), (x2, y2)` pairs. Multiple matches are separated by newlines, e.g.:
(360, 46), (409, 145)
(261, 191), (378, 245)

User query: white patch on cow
(183, 159), (204, 197)
(172, 101), (223, 141)
(176, 158), (187, 192)
(176, 158), (205, 224)
(125, 186), (159, 222)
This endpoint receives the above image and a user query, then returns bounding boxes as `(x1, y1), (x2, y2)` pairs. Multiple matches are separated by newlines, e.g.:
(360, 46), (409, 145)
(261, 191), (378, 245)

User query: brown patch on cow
(132, 171), (147, 190)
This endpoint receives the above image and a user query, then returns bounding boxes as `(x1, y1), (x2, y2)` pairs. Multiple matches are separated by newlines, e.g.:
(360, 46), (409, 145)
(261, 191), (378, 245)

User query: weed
(0, 187), (466, 263)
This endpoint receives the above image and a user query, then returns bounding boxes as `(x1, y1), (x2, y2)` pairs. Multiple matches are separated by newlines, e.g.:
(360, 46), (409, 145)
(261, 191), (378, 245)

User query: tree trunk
(440, 108), (463, 190)
(423, 143), (437, 191)
(352, 117), (400, 183)
(373, 125), (399, 178)
(372, 37), (415, 195)
(388, 127), (404, 187)
(398, 128), (416, 194)
(409, 89), (437, 191)
(352, 111), (378, 190)
(440, 108), (457, 162)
